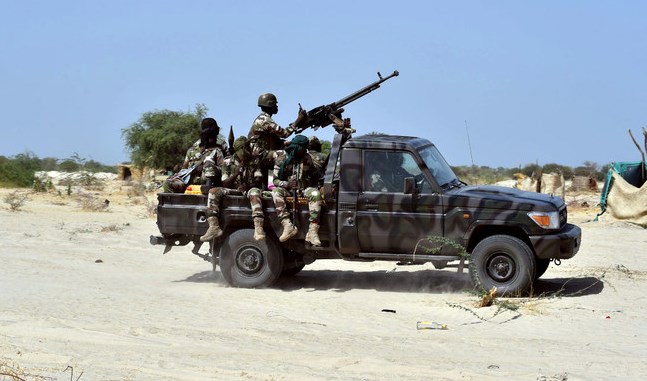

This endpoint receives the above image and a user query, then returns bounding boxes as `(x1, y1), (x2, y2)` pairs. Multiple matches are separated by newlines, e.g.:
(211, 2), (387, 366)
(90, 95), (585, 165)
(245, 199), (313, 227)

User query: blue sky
(1, 1), (645, 169)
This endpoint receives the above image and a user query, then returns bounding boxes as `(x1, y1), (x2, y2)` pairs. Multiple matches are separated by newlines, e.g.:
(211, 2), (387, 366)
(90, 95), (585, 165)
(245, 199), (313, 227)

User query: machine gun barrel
(332, 70), (399, 110)
(294, 70), (399, 133)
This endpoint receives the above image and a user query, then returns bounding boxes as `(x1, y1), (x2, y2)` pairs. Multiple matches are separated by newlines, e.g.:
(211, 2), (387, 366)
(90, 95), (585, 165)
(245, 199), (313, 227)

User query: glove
(292, 108), (308, 129)
(288, 178), (298, 189)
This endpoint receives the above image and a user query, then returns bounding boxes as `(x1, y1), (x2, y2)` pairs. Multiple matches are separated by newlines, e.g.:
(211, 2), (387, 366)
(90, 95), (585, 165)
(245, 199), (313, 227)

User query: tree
(321, 140), (332, 156)
(0, 152), (41, 187)
(542, 163), (573, 179)
(122, 104), (207, 170)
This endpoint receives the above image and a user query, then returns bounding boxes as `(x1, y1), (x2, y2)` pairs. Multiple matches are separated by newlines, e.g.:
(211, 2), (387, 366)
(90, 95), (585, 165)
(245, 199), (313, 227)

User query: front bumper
(530, 223), (582, 260)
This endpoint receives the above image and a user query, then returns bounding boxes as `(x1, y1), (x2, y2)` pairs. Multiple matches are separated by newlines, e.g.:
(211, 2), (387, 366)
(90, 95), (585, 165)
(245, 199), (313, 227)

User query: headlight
(528, 211), (560, 229)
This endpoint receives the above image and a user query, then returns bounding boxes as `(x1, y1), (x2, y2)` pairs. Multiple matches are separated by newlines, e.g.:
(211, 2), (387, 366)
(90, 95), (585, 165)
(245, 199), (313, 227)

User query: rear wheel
(469, 235), (536, 296)
(281, 250), (306, 277)
(220, 229), (284, 288)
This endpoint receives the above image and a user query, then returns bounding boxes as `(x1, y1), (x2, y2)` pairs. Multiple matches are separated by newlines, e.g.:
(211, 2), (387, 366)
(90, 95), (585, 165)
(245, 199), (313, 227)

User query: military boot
(253, 217), (266, 241)
(305, 222), (321, 247)
(200, 216), (223, 242)
(279, 218), (298, 242)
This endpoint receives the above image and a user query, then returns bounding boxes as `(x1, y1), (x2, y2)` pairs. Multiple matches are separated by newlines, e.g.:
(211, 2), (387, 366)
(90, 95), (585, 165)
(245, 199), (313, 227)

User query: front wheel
(469, 235), (536, 296)
(535, 258), (550, 280)
(220, 229), (284, 288)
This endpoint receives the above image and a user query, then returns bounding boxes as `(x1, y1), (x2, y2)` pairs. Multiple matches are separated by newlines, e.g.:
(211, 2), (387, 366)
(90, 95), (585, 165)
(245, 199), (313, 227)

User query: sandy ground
(1, 185), (646, 381)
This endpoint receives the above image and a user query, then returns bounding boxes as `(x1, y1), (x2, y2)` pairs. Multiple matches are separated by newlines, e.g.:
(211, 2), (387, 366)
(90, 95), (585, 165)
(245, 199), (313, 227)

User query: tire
(219, 229), (284, 288)
(535, 258), (550, 280)
(431, 260), (448, 269)
(281, 250), (306, 277)
(281, 262), (306, 277)
(469, 235), (536, 296)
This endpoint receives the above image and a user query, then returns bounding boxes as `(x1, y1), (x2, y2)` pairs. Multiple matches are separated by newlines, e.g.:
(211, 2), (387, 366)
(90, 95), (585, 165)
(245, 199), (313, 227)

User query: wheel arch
(465, 223), (534, 255)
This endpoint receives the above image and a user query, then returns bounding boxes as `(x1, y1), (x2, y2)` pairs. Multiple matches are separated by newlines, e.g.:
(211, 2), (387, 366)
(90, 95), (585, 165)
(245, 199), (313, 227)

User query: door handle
(365, 203), (379, 211)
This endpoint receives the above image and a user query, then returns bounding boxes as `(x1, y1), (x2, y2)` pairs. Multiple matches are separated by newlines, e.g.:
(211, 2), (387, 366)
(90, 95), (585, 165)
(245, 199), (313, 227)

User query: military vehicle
(150, 131), (581, 295)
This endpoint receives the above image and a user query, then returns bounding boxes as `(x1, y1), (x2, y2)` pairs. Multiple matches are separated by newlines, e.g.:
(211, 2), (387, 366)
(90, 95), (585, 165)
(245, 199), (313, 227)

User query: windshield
(418, 145), (458, 188)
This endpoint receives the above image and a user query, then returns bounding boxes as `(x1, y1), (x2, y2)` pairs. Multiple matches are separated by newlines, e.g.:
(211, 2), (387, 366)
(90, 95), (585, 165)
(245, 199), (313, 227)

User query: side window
(364, 151), (428, 193)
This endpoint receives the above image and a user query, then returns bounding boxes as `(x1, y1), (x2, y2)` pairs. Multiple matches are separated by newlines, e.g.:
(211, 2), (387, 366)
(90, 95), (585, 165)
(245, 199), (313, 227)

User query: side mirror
(404, 177), (416, 194)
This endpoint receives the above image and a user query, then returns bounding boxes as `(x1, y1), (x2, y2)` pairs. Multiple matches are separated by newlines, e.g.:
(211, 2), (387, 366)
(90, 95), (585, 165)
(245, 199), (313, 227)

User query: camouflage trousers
(206, 187), (268, 218)
(247, 187), (272, 219)
(206, 187), (239, 217)
(271, 187), (322, 223)
(162, 178), (187, 193)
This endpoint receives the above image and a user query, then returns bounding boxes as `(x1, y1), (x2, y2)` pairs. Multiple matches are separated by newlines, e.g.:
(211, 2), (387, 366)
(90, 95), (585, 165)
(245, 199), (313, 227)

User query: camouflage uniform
(271, 135), (327, 244)
(163, 142), (215, 193)
(201, 136), (267, 241)
(201, 145), (225, 185)
(247, 111), (293, 167)
(183, 135), (227, 166)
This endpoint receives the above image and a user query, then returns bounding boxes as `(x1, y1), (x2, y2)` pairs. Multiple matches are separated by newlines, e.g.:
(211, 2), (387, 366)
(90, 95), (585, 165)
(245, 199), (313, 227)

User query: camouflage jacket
(221, 156), (263, 192)
(247, 112), (291, 155)
(183, 135), (228, 167)
(271, 150), (326, 189)
(201, 147), (225, 179)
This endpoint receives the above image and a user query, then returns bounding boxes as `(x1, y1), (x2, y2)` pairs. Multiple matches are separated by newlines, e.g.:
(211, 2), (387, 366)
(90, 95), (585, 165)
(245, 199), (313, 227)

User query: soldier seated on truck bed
(163, 117), (226, 193)
(200, 136), (267, 242)
(271, 135), (325, 246)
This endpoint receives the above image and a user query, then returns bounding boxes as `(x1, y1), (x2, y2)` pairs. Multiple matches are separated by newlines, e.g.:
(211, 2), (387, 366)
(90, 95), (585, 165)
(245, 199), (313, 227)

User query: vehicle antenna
(465, 120), (475, 167)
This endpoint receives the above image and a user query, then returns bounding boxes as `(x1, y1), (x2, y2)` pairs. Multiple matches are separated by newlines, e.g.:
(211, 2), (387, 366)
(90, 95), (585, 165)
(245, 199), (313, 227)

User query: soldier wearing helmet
(247, 93), (307, 167)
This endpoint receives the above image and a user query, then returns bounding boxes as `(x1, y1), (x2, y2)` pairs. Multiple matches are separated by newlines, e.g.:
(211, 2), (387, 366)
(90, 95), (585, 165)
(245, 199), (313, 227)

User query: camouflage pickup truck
(150, 133), (581, 295)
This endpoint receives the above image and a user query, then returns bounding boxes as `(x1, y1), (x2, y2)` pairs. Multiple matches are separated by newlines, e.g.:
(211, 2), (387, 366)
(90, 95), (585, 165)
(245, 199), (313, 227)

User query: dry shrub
(145, 199), (157, 217)
(100, 223), (126, 233)
(74, 192), (110, 212)
(3, 191), (29, 212)
(0, 360), (32, 380)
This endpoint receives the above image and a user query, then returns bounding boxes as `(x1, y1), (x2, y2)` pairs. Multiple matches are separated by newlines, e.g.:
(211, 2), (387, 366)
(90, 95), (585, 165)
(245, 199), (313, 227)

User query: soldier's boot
(304, 222), (321, 247)
(253, 217), (266, 241)
(200, 216), (223, 242)
(279, 218), (298, 242)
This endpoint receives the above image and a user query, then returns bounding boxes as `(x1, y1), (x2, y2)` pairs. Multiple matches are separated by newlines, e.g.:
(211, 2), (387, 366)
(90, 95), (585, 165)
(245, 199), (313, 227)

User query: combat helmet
(258, 93), (278, 108)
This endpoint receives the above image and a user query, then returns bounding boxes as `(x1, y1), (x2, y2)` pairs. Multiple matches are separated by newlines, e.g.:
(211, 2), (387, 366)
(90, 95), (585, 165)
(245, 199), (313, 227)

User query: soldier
(162, 117), (225, 193)
(199, 120), (226, 192)
(307, 136), (328, 169)
(247, 93), (306, 168)
(366, 151), (412, 192)
(366, 151), (391, 192)
(200, 136), (267, 241)
(183, 117), (227, 169)
(271, 135), (325, 245)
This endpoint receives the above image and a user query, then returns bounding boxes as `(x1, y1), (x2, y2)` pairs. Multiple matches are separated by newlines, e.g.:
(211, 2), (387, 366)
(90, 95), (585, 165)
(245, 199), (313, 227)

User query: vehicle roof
(343, 134), (433, 150)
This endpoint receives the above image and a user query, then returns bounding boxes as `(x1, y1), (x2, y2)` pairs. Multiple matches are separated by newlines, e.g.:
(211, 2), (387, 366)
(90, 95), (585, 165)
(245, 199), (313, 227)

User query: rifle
(228, 125), (235, 156)
(291, 161), (301, 229)
(293, 70), (399, 133)
(162, 163), (199, 186)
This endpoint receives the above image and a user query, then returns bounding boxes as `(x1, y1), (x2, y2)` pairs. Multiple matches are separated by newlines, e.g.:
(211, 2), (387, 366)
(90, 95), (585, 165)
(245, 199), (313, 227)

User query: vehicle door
(356, 149), (444, 253)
